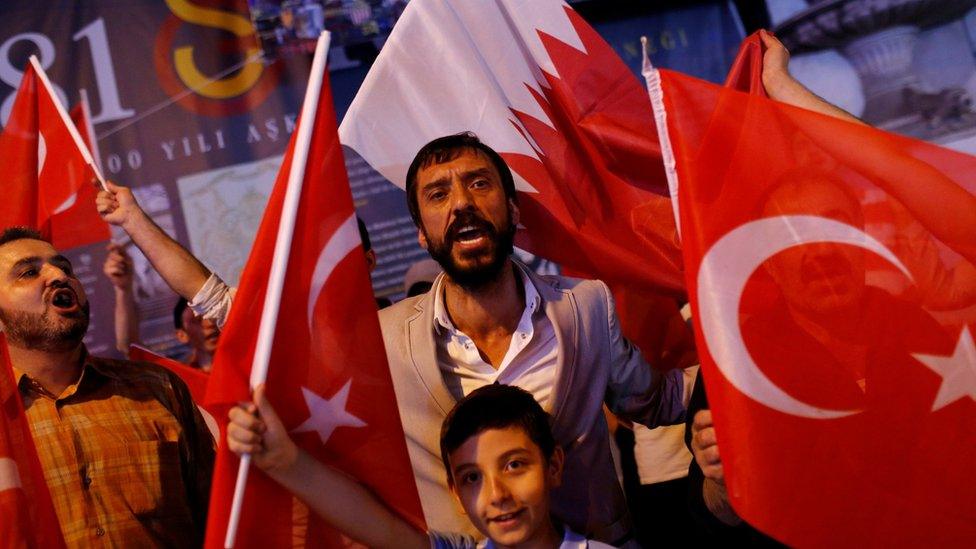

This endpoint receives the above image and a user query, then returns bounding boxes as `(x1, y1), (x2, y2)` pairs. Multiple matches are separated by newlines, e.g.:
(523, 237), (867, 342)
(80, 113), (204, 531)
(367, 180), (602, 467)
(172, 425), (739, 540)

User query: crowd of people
(3, 31), (864, 547)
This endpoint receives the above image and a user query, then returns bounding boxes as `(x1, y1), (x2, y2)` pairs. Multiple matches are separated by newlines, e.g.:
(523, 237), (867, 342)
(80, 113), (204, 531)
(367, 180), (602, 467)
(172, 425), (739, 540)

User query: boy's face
(448, 426), (563, 548)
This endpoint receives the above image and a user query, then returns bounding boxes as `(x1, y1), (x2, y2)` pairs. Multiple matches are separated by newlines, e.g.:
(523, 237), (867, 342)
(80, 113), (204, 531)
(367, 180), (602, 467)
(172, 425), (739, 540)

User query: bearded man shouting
(0, 227), (214, 546)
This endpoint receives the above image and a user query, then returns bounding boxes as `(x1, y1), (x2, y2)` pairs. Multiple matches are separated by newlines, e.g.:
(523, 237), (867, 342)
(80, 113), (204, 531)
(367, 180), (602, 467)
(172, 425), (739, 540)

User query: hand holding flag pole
(222, 30), (332, 549)
(27, 56), (107, 192)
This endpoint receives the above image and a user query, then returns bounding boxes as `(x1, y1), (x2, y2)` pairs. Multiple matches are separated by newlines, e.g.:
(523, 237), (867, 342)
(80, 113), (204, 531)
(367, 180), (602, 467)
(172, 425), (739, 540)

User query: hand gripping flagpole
(27, 56), (108, 191)
(223, 31), (332, 549)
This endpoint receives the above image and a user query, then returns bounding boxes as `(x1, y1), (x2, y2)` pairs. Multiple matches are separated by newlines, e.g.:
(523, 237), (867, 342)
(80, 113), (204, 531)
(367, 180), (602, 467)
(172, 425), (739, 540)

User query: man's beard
(424, 209), (516, 291)
(0, 301), (90, 352)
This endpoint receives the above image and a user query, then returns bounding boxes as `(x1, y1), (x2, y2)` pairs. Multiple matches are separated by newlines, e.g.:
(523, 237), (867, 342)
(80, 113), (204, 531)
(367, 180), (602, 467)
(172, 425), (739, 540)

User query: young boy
(227, 384), (615, 548)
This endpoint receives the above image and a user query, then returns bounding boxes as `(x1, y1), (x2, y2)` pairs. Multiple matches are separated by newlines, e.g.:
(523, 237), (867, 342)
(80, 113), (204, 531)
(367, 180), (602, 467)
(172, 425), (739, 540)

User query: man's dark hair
(173, 297), (189, 331)
(0, 227), (46, 247)
(405, 132), (518, 227)
(440, 384), (555, 486)
(356, 216), (372, 252)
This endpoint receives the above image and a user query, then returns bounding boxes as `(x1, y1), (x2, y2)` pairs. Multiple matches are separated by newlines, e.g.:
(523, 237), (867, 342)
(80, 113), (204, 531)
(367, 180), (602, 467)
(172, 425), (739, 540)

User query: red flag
(203, 38), (425, 547)
(649, 57), (976, 545)
(128, 345), (210, 406)
(0, 57), (109, 249)
(0, 335), (66, 549)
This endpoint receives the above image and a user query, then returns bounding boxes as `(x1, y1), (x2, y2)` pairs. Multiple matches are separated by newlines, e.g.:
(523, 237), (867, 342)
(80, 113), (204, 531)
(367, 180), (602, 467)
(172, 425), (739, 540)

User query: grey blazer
(379, 265), (687, 544)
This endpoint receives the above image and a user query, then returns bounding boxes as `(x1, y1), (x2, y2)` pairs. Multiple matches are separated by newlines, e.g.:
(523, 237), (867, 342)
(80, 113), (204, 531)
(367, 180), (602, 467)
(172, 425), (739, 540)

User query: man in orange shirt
(0, 226), (215, 546)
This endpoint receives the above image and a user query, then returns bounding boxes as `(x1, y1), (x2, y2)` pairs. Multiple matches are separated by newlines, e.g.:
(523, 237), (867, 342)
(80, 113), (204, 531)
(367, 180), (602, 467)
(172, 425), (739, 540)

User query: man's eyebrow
(10, 256), (41, 271)
(51, 255), (72, 266)
(463, 167), (495, 179)
(421, 178), (451, 192)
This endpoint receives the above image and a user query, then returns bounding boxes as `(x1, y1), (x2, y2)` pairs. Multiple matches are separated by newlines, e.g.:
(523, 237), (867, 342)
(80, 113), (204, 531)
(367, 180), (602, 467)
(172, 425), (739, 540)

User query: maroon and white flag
(338, 0), (684, 298)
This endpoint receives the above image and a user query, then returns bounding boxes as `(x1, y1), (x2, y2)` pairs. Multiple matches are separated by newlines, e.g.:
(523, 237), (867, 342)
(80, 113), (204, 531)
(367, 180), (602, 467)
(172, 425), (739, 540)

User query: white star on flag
(913, 326), (976, 411)
(291, 380), (367, 445)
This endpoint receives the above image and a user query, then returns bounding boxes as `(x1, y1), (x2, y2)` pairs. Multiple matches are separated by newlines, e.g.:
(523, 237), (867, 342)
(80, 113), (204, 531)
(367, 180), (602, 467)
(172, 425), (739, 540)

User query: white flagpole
(78, 89), (103, 173)
(27, 56), (108, 191)
(223, 30), (332, 549)
(640, 36), (681, 241)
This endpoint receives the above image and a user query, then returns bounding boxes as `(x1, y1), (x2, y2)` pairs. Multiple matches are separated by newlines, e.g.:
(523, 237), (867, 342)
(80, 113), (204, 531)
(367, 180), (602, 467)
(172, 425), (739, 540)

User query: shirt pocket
(94, 440), (184, 518)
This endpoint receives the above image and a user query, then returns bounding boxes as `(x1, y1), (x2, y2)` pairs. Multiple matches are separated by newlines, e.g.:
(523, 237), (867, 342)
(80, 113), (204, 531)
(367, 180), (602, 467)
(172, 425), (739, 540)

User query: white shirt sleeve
(188, 273), (236, 329)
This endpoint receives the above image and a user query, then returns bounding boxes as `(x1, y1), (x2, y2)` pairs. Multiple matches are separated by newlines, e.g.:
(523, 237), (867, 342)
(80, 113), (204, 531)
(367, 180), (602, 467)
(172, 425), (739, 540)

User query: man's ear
(364, 249), (377, 274)
(417, 228), (428, 250)
(509, 198), (521, 227)
(547, 446), (565, 489)
(175, 329), (190, 344)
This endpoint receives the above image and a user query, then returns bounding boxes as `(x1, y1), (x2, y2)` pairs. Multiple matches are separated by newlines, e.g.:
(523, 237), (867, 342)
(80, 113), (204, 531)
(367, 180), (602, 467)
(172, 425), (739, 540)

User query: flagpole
(78, 89), (103, 173)
(223, 30), (332, 549)
(640, 37), (681, 241)
(27, 56), (108, 191)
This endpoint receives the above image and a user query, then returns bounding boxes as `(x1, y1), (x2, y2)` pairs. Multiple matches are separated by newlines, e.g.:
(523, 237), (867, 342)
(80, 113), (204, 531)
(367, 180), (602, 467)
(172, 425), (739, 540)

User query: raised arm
(226, 386), (428, 549)
(103, 242), (140, 356)
(96, 181), (213, 300)
(761, 30), (976, 264)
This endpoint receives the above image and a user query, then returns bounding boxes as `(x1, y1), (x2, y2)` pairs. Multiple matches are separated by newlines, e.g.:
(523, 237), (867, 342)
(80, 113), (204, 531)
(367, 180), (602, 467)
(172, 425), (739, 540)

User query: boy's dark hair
(404, 132), (518, 228)
(0, 226), (46, 247)
(439, 384), (555, 486)
(173, 298), (189, 331)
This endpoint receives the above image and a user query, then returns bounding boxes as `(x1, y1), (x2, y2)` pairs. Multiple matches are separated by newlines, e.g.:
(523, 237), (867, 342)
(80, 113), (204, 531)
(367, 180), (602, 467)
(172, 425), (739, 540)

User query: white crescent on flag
(306, 214), (361, 331)
(0, 457), (22, 492)
(697, 215), (913, 419)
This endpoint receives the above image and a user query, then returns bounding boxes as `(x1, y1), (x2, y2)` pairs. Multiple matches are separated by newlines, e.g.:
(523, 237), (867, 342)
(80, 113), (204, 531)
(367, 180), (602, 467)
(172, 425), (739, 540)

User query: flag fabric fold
(0, 58), (108, 249)
(0, 335), (66, 549)
(203, 38), (425, 548)
(650, 54), (976, 546)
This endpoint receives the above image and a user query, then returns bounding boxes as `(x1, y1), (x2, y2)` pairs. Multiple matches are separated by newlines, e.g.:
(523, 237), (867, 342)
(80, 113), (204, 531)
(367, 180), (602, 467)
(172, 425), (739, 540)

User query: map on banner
(178, 156), (281, 287)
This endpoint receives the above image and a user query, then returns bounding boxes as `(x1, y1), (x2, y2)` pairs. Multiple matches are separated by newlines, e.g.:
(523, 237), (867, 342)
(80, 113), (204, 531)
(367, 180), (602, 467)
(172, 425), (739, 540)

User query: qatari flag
(339, 0), (684, 297)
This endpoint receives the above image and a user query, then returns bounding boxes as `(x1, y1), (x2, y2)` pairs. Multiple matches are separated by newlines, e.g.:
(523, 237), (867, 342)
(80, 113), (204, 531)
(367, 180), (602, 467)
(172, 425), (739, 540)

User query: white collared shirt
(432, 264), (559, 410)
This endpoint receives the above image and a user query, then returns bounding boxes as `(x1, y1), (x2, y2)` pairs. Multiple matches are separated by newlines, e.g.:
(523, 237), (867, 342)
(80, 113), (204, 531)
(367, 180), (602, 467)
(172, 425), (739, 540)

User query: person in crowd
(173, 297), (219, 370)
(103, 242), (219, 369)
(403, 257), (442, 297)
(374, 132), (690, 544)
(227, 381), (615, 548)
(0, 226), (215, 546)
(102, 241), (139, 355)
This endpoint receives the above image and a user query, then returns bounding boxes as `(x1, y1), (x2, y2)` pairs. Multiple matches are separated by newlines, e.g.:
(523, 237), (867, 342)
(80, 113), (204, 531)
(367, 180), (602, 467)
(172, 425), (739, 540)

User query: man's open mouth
(454, 225), (489, 243)
(50, 288), (78, 311)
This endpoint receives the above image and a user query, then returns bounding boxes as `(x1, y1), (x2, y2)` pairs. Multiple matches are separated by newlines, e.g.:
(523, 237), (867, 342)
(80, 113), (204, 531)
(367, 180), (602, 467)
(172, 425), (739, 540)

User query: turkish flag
(128, 344), (210, 404)
(0, 58), (108, 249)
(339, 0), (683, 296)
(203, 42), (426, 547)
(0, 335), (66, 549)
(649, 55), (976, 544)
